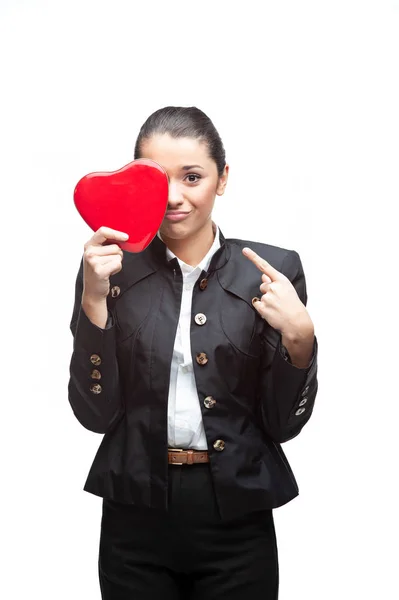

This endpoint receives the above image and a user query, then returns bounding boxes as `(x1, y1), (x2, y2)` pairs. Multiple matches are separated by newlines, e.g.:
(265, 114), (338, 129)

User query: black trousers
(98, 463), (279, 599)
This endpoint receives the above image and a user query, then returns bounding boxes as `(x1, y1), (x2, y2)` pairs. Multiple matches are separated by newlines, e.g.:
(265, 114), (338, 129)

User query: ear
(216, 164), (229, 196)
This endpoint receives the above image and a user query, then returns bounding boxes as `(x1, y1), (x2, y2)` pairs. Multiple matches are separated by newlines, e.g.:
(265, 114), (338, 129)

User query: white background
(1, 0), (398, 598)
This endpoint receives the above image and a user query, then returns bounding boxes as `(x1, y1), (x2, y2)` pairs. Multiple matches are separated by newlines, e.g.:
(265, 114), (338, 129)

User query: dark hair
(134, 106), (226, 177)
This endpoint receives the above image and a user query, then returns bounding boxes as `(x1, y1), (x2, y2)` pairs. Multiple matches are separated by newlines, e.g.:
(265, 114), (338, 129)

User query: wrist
(282, 312), (314, 343)
(81, 293), (108, 329)
(82, 292), (107, 308)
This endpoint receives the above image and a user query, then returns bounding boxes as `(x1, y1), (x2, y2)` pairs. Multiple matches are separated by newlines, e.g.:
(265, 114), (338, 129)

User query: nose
(167, 180), (184, 207)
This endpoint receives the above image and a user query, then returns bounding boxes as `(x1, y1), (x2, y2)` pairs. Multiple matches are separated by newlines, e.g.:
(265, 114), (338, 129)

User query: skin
(82, 133), (315, 367)
(242, 248), (315, 369)
(140, 133), (228, 266)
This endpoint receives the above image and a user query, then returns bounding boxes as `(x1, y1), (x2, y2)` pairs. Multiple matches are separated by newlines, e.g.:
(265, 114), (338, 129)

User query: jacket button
(199, 278), (208, 290)
(213, 439), (225, 452)
(204, 396), (216, 409)
(91, 369), (102, 380)
(90, 383), (102, 394)
(302, 386), (309, 396)
(252, 296), (261, 306)
(194, 313), (207, 326)
(295, 407), (306, 416)
(90, 354), (102, 366)
(110, 285), (120, 298)
(299, 397), (308, 406)
(196, 352), (208, 366)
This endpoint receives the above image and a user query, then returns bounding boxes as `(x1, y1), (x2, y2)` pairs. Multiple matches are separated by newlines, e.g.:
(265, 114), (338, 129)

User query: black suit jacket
(68, 229), (318, 520)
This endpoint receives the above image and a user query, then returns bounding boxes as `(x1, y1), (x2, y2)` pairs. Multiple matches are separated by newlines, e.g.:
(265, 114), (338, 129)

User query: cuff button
(90, 354), (102, 366)
(295, 407), (306, 416)
(90, 384), (102, 394)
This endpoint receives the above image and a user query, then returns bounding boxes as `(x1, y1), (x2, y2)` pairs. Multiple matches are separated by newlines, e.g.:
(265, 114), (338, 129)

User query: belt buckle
(168, 448), (184, 465)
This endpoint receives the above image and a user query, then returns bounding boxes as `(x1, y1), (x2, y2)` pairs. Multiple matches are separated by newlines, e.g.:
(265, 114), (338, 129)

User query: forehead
(140, 134), (212, 171)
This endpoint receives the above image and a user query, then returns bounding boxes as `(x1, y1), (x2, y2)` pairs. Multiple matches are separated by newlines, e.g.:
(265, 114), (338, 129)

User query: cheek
(189, 182), (217, 210)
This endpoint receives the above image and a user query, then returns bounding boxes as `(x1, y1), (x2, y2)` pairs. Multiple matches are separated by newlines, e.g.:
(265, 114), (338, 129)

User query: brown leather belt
(168, 448), (210, 465)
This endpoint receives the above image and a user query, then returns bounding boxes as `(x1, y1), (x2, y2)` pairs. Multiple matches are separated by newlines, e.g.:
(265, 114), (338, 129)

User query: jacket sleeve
(258, 250), (318, 444)
(67, 258), (124, 434)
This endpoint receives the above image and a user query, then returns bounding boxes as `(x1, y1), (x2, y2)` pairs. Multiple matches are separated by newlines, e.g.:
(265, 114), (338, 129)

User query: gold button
(110, 285), (120, 298)
(204, 396), (216, 409)
(196, 352), (208, 366)
(91, 369), (101, 380)
(90, 383), (102, 394)
(252, 296), (261, 306)
(194, 313), (207, 326)
(213, 439), (225, 452)
(90, 354), (102, 366)
(199, 278), (208, 291)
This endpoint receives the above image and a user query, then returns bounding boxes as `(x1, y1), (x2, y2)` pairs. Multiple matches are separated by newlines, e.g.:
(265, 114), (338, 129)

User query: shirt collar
(157, 223), (221, 274)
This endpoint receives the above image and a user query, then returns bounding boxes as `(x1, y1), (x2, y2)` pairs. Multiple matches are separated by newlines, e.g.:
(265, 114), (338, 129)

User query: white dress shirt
(157, 225), (221, 450)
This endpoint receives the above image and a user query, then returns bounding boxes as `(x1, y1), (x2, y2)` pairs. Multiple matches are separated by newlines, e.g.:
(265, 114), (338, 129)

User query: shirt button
(184, 283), (193, 291)
(213, 439), (225, 452)
(204, 396), (216, 409)
(194, 313), (207, 326)
(110, 285), (120, 298)
(91, 369), (101, 380)
(90, 354), (102, 366)
(199, 278), (208, 291)
(196, 352), (208, 366)
(295, 407), (306, 416)
(299, 397), (308, 406)
(90, 383), (102, 394)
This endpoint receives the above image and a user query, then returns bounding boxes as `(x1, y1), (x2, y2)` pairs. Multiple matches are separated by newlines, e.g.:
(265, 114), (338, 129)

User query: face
(139, 134), (228, 241)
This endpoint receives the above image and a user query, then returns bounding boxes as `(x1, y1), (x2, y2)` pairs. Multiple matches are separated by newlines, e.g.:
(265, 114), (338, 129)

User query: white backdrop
(1, 0), (398, 598)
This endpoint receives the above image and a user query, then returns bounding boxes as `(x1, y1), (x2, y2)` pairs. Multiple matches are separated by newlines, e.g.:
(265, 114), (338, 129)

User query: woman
(68, 106), (318, 599)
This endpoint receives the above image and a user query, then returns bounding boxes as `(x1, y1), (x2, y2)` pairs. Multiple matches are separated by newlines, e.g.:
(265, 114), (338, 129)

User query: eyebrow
(181, 165), (204, 170)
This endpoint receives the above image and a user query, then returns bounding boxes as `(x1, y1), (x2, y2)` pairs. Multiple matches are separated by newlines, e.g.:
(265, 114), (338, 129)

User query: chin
(160, 224), (191, 240)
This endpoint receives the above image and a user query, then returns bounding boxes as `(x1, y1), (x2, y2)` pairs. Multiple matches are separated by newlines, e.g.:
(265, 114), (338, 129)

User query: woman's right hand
(82, 226), (129, 301)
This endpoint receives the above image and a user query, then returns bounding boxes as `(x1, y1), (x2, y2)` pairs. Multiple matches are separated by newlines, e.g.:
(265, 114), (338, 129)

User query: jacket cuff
(73, 304), (116, 355)
(274, 335), (318, 431)
(278, 334), (317, 374)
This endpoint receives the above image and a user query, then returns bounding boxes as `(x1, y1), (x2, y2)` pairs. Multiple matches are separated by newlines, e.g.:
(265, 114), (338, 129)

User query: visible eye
(184, 173), (201, 183)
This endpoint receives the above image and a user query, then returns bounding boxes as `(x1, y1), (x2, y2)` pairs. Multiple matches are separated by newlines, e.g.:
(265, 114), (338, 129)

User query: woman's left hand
(242, 247), (314, 339)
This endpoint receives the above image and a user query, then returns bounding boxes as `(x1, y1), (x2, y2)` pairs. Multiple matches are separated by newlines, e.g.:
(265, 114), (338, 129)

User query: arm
(258, 250), (318, 443)
(68, 258), (124, 433)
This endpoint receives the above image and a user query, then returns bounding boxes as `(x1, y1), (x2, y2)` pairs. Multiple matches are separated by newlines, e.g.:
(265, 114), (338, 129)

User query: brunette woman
(68, 106), (318, 599)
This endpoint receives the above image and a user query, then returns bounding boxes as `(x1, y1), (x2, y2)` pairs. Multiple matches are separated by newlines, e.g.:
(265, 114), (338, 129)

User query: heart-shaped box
(73, 158), (169, 253)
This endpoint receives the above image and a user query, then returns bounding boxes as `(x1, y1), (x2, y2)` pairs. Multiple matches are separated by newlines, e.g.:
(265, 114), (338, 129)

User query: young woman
(68, 106), (318, 599)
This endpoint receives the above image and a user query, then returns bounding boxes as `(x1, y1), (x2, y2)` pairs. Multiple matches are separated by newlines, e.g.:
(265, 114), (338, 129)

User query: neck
(162, 221), (216, 267)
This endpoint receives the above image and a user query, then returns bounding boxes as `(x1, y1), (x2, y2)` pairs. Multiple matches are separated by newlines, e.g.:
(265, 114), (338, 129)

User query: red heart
(73, 158), (169, 253)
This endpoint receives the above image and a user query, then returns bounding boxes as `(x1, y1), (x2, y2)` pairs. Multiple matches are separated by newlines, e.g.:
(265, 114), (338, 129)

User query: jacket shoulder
(226, 237), (300, 274)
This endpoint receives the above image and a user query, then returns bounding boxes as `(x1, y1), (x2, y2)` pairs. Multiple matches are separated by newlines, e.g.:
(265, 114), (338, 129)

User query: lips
(164, 211), (190, 222)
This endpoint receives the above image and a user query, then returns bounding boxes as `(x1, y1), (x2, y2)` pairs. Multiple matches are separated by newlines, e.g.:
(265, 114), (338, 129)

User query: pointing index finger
(242, 247), (281, 281)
